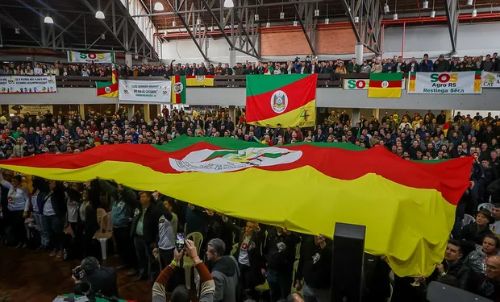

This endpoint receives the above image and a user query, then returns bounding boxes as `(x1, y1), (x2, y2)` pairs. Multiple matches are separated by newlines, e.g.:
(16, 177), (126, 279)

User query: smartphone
(175, 233), (185, 252)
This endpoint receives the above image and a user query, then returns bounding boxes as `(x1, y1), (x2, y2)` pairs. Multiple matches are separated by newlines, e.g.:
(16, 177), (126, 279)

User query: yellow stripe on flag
(368, 87), (402, 98)
(247, 100), (316, 128)
(0, 161), (454, 277)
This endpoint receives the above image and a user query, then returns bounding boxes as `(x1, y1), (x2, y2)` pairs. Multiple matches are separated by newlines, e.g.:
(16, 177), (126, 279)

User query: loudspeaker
(427, 281), (494, 302)
(331, 223), (366, 302)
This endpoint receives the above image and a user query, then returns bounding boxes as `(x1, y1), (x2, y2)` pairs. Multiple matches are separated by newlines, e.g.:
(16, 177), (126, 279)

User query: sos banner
(482, 72), (500, 88)
(0, 76), (57, 94)
(119, 79), (171, 103)
(343, 79), (369, 90)
(67, 51), (115, 64)
(407, 71), (482, 94)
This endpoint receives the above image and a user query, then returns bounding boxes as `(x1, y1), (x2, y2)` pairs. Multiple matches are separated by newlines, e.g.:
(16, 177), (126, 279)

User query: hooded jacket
(210, 256), (240, 302)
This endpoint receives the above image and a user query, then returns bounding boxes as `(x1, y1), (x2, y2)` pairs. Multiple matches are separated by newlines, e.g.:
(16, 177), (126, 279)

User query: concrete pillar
(144, 104), (150, 123)
(229, 48), (236, 67)
(125, 53), (133, 67)
(355, 42), (364, 65)
(351, 108), (361, 127)
(79, 104), (85, 119)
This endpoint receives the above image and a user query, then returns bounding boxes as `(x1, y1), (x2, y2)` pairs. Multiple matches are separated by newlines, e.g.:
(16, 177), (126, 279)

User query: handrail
(0, 73), (372, 88)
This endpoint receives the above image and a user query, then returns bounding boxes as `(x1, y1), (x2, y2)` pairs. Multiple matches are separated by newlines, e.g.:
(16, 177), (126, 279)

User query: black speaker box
(331, 222), (366, 302)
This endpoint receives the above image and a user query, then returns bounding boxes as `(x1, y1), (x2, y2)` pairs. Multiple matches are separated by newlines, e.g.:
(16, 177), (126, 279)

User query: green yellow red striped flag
(246, 74), (317, 128)
(368, 72), (403, 98)
(186, 75), (214, 86)
(0, 136), (472, 277)
(171, 75), (186, 104)
(96, 65), (118, 98)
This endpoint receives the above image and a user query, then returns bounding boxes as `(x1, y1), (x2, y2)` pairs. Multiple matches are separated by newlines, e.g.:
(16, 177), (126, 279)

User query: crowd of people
(1, 52), (500, 79)
(0, 107), (500, 301)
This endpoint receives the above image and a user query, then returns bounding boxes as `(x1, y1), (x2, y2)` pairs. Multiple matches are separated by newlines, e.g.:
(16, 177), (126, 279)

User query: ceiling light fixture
(354, 16), (359, 23)
(280, 11), (285, 19)
(314, 9), (320, 17)
(472, 8), (477, 17)
(153, 1), (165, 11)
(325, 18), (330, 24)
(430, 10), (436, 17)
(423, 0), (429, 9)
(95, 10), (105, 19)
(393, 13), (398, 20)
(266, 21), (270, 28)
(223, 0), (234, 8)
(44, 16), (54, 24)
(254, 14), (259, 21)
(384, 2), (390, 13)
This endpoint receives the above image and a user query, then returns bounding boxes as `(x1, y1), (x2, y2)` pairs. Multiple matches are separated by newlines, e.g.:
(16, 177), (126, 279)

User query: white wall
(383, 22), (500, 58)
(161, 38), (256, 64)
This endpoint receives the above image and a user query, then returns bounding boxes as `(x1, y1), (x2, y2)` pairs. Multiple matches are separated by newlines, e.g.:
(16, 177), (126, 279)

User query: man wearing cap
(458, 209), (495, 245)
(206, 238), (239, 302)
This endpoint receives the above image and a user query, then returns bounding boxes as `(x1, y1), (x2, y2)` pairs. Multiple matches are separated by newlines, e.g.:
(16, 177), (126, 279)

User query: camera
(175, 233), (185, 252)
(72, 266), (86, 280)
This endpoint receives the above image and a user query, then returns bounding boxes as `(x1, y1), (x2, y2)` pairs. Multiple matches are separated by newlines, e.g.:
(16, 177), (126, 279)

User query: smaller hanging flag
(368, 73), (403, 98)
(171, 75), (186, 104)
(186, 75), (215, 86)
(96, 65), (118, 97)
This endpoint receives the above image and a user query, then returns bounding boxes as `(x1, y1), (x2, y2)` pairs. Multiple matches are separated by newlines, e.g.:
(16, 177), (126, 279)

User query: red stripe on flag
(369, 80), (402, 88)
(246, 74), (317, 122)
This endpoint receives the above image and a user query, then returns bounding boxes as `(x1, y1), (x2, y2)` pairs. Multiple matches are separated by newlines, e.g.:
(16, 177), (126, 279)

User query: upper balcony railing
(53, 74), (370, 88)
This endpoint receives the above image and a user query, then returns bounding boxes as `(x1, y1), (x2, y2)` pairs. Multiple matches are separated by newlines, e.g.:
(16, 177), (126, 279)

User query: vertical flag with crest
(368, 73), (403, 98)
(246, 74), (317, 128)
(96, 65), (119, 97)
(171, 75), (186, 104)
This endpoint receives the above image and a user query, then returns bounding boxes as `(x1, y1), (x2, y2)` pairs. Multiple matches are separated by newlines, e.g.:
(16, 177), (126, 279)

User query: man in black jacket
(131, 191), (163, 280)
(295, 235), (332, 302)
(263, 227), (300, 301)
(73, 256), (118, 298)
(431, 240), (470, 290)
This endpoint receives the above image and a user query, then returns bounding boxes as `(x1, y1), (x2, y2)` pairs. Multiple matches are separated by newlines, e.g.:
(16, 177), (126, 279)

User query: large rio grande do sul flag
(0, 136), (472, 277)
(171, 75), (186, 104)
(96, 66), (118, 97)
(368, 72), (403, 98)
(246, 74), (317, 128)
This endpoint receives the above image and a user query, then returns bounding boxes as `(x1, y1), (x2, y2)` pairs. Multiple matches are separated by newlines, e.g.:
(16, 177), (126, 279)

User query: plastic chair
(93, 211), (113, 260)
(183, 232), (204, 289)
(462, 214), (476, 226)
(255, 280), (270, 301)
(478, 203), (494, 212)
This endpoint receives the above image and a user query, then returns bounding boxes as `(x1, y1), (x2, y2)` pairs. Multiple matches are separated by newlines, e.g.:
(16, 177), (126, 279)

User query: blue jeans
(42, 215), (64, 250)
(33, 213), (49, 247)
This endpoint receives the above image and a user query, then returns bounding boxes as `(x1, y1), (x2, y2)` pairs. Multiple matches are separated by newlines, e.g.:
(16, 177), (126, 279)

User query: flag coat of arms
(171, 75), (186, 104)
(0, 136), (472, 277)
(96, 66), (118, 97)
(368, 73), (403, 98)
(246, 74), (317, 128)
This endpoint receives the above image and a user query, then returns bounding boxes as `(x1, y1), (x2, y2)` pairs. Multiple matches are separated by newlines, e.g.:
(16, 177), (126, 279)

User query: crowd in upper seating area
(0, 107), (500, 301)
(1, 52), (500, 78)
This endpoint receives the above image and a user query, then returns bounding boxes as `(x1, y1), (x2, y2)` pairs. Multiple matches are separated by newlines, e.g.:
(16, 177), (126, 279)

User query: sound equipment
(331, 222), (366, 302)
(427, 281), (494, 302)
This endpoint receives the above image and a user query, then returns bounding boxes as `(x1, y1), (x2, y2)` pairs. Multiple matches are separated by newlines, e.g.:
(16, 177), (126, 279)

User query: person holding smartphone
(152, 239), (215, 302)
